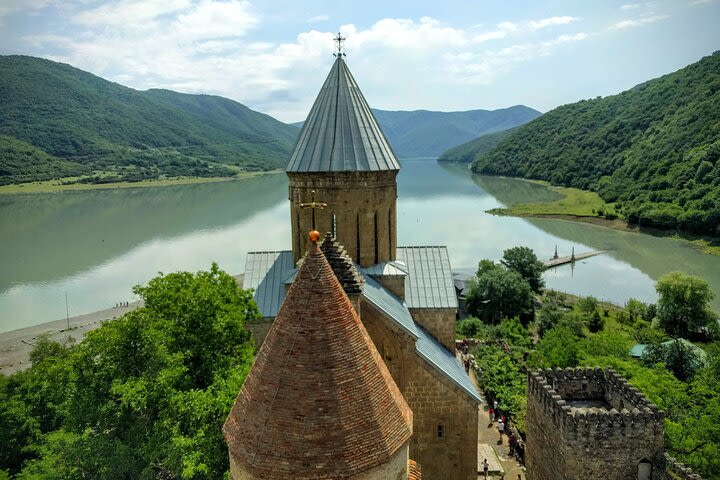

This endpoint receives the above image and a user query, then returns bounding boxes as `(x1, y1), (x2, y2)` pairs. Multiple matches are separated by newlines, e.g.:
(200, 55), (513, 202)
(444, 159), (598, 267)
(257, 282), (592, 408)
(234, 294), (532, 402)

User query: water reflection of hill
(527, 218), (720, 306)
(0, 174), (288, 292)
(469, 174), (561, 206)
(397, 159), (491, 199)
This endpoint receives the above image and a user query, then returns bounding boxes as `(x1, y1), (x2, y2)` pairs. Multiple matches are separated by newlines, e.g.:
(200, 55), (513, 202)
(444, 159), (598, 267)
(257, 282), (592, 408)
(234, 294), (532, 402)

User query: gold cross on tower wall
(299, 190), (327, 231)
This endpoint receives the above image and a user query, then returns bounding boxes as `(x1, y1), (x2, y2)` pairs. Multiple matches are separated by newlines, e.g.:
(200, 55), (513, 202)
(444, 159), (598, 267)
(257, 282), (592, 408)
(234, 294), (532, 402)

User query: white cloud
(690, 0), (714, 4)
(528, 16), (580, 30)
(619, 2), (656, 10)
(307, 15), (329, 23)
(20, 9), (591, 121)
(612, 14), (669, 29)
(0, 0), (56, 22)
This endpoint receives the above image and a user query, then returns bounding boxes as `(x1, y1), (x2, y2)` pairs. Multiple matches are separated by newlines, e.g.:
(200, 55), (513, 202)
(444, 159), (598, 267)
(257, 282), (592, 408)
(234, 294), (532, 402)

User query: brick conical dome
(224, 238), (412, 479)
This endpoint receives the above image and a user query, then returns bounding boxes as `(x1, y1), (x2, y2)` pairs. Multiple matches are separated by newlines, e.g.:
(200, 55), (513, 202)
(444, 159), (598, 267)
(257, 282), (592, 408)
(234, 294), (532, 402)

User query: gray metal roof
(286, 57), (401, 172)
(362, 273), (481, 403)
(244, 249), (478, 402)
(360, 260), (408, 277)
(244, 251), (295, 318)
(397, 246), (458, 309)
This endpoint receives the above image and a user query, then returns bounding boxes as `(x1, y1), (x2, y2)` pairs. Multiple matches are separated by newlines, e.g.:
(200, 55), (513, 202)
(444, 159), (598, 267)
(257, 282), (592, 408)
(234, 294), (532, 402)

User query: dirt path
(470, 368), (527, 480)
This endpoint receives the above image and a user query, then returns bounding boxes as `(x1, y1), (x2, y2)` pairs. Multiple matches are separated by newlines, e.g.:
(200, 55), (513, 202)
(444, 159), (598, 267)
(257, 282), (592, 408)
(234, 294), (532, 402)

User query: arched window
(637, 460), (652, 480)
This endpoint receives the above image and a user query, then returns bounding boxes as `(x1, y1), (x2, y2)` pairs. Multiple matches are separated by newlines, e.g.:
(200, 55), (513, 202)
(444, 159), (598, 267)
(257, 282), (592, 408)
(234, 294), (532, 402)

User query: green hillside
(472, 51), (720, 236)
(437, 127), (519, 163)
(0, 56), (298, 185)
(372, 105), (541, 157)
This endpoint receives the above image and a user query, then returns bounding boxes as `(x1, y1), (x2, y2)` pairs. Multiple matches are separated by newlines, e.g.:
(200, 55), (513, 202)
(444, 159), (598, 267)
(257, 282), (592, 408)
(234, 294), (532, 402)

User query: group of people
(114, 301), (130, 308)
(483, 398), (525, 478)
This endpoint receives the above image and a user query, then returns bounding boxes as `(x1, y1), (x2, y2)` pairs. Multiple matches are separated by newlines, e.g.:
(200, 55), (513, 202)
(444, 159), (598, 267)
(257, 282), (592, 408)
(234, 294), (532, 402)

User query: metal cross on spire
(333, 32), (346, 57)
(300, 190), (328, 230)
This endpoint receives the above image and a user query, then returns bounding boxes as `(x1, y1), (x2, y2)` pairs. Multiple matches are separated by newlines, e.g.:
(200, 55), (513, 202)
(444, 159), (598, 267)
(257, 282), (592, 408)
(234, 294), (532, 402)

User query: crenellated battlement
(526, 368), (666, 480)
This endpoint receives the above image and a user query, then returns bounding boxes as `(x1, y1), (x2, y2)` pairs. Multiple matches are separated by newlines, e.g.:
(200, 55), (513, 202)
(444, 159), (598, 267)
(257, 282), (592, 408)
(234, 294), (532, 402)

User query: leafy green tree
(642, 339), (706, 381)
(537, 291), (565, 337)
(588, 310), (604, 333)
(656, 271), (716, 338)
(500, 246), (545, 293)
(533, 326), (580, 368)
(625, 298), (648, 321)
(456, 317), (484, 338)
(577, 296), (599, 318)
(579, 330), (632, 359)
(498, 317), (532, 348)
(466, 267), (534, 325)
(6, 264), (259, 480)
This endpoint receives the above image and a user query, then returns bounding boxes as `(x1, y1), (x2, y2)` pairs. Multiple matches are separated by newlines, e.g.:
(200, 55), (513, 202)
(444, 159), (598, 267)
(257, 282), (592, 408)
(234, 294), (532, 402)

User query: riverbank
(487, 181), (720, 256)
(0, 171), (281, 195)
(0, 273), (245, 375)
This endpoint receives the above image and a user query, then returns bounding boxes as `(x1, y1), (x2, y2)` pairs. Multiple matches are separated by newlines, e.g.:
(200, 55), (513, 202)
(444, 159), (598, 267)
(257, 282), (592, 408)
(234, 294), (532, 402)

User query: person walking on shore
(482, 458), (489, 479)
(498, 418), (505, 443)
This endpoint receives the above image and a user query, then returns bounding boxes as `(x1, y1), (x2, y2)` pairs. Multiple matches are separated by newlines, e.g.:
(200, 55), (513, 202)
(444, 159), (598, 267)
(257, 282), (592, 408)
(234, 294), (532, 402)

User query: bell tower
(287, 37), (400, 267)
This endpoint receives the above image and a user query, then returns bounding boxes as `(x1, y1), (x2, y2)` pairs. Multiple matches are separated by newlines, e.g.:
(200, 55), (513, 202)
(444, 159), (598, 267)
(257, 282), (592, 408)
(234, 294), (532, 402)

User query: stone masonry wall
(229, 442), (411, 480)
(245, 318), (273, 349)
(361, 301), (478, 480)
(409, 308), (456, 352)
(526, 368), (665, 480)
(288, 171), (398, 267)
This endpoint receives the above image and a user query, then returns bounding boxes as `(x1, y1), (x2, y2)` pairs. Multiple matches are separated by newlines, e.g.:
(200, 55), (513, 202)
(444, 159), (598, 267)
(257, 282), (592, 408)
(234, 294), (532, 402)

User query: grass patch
(0, 171), (280, 195)
(488, 182), (617, 217)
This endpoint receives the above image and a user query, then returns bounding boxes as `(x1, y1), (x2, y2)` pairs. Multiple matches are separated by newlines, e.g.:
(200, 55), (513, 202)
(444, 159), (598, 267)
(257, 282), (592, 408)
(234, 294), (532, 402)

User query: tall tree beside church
(466, 260), (534, 324)
(500, 246), (545, 293)
(1, 264), (259, 479)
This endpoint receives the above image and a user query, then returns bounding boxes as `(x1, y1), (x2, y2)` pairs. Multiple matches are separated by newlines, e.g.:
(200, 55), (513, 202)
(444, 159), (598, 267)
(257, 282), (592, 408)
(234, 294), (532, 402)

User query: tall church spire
(286, 53), (400, 172)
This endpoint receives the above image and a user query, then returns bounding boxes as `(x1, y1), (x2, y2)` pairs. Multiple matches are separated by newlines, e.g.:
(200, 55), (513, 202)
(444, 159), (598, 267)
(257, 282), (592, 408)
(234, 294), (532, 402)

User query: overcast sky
(1, 0), (718, 122)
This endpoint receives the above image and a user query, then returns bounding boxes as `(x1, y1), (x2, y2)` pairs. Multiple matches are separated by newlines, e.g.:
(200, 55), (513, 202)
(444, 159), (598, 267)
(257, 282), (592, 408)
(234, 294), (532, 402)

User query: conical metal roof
(286, 57), (401, 172)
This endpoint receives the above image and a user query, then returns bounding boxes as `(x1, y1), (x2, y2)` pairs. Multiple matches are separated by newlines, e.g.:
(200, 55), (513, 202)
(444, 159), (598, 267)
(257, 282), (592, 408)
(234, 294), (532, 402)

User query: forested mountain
(372, 106), (540, 157)
(0, 56), (298, 185)
(292, 105), (541, 158)
(437, 127), (519, 163)
(472, 51), (720, 236)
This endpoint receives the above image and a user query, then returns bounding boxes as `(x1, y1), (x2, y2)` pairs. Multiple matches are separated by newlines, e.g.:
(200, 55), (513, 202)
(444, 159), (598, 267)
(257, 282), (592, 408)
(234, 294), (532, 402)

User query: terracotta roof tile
(408, 459), (422, 480)
(224, 239), (412, 479)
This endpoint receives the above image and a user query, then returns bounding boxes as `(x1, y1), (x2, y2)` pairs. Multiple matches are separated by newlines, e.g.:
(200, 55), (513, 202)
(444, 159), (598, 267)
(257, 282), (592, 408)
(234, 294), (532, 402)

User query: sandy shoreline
(0, 301), (141, 375)
(0, 273), (245, 376)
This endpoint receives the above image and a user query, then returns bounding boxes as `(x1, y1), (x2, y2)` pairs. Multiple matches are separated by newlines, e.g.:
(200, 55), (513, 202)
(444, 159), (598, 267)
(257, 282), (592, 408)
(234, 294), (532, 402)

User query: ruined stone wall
(664, 454), (707, 480)
(409, 308), (456, 352)
(361, 301), (478, 480)
(526, 368), (665, 480)
(288, 171), (398, 267)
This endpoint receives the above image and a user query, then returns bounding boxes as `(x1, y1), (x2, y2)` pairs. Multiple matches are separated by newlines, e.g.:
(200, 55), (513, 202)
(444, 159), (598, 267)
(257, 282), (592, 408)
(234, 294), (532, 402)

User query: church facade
(238, 53), (480, 480)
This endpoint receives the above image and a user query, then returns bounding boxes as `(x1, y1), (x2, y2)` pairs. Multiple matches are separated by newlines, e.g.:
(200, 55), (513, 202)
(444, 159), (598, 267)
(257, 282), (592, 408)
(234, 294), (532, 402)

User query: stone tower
(526, 368), (665, 480)
(287, 56), (400, 267)
(224, 232), (421, 479)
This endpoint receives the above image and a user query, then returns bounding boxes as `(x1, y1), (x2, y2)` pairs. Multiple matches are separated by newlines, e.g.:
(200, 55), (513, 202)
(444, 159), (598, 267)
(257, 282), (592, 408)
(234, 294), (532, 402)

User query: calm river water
(1, 158), (719, 332)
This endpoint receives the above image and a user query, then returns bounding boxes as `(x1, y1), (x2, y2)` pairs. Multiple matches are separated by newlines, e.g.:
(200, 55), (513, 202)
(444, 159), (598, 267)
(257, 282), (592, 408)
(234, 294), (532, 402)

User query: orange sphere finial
(309, 230), (321, 243)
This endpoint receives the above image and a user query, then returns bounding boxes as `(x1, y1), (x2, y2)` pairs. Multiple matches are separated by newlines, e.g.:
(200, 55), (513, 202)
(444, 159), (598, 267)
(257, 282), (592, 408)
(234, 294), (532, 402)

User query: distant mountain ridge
(292, 105), (541, 158)
(0, 55), (298, 185)
(471, 51), (720, 236)
(437, 127), (520, 163)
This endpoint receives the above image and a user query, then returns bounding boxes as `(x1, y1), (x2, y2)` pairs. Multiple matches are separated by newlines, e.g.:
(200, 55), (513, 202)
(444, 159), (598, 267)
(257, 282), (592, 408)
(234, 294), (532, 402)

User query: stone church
(230, 51), (481, 479)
